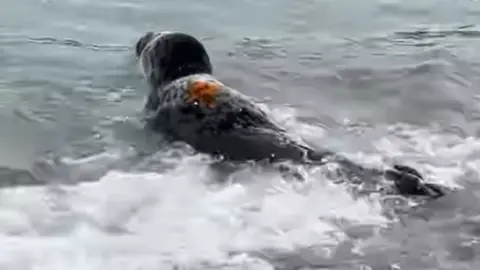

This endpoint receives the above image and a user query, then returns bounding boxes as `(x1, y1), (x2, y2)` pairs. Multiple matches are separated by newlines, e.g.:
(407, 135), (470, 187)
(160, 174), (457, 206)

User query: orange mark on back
(186, 79), (222, 108)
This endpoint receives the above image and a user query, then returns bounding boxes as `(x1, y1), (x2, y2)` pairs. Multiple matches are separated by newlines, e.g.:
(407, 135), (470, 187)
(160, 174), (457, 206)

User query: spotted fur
(134, 31), (448, 198)
(148, 72), (311, 161)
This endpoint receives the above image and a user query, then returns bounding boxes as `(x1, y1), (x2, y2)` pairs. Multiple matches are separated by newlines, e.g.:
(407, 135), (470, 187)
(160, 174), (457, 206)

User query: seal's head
(135, 31), (213, 87)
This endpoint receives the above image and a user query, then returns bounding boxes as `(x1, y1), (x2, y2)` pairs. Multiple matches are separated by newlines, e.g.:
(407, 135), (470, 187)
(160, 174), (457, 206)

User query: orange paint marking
(186, 79), (222, 108)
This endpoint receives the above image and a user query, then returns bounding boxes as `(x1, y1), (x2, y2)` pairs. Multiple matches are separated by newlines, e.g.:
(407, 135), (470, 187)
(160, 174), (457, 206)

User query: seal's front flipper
(385, 164), (446, 199)
(275, 162), (306, 182)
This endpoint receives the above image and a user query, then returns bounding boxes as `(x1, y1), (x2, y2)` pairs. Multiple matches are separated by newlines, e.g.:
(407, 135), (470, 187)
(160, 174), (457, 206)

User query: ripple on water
(1, 1), (480, 269)
(0, 119), (477, 269)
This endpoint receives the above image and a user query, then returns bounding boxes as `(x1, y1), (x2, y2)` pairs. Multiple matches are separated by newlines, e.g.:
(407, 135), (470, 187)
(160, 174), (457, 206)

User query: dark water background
(1, 0), (480, 269)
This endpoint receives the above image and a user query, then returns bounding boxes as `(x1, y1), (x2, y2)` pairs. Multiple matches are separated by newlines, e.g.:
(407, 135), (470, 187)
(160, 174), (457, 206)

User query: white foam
(0, 117), (478, 269)
(0, 149), (389, 269)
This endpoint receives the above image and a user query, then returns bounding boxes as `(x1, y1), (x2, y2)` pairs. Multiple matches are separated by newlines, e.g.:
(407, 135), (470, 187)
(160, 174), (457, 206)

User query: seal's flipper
(305, 148), (448, 199)
(385, 164), (446, 198)
(422, 182), (447, 199)
(392, 164), (423, 179)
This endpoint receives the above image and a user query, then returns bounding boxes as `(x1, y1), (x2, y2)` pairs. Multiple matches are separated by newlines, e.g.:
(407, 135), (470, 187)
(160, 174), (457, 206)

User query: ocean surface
(1, 0), (480, 269)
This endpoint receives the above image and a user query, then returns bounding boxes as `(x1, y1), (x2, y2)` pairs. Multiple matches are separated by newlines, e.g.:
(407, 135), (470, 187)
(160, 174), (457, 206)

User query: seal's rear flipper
(423, 182), (447, 199)
(306, 149), (448, 199)
(385, 164), (447, 199)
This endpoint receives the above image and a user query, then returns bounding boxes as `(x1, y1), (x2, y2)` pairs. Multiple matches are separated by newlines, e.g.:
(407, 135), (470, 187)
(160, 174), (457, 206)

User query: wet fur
(135, 31), (447, 199)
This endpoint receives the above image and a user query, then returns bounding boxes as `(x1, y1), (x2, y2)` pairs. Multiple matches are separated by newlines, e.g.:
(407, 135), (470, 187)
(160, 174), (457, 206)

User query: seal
(135, 31), (447, 199)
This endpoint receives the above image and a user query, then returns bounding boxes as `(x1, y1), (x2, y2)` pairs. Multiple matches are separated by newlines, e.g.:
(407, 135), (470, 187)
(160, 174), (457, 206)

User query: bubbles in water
(0, 108), (478, 269)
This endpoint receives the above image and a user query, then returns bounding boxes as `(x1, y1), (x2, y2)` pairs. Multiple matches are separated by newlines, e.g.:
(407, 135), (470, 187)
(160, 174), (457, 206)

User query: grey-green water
(1, 0), (480, 269)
